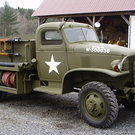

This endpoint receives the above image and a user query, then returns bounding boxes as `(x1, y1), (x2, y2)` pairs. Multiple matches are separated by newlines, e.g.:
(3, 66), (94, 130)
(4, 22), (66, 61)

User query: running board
(33, 86), (62, 95)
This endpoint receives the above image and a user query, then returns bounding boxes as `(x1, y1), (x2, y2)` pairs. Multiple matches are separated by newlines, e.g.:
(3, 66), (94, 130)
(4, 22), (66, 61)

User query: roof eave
(33, 10), (135, 18)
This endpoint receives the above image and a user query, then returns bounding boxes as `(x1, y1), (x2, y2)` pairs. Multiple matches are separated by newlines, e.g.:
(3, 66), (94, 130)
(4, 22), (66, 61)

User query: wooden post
(93, 16), (95, 28)
(129, 16), (135, 49)
(38, 17), (40, 26)
(62, 18), (65, 22)
(86, 17), (93, 26)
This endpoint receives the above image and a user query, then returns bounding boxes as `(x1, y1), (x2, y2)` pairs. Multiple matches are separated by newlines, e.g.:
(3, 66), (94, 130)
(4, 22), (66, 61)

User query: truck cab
(35, 22), (131, 95)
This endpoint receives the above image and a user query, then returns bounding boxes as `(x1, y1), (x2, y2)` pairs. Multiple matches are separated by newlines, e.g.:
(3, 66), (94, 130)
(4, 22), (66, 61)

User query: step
(0, 85), (17, 94)
(33, 86), (62, 95)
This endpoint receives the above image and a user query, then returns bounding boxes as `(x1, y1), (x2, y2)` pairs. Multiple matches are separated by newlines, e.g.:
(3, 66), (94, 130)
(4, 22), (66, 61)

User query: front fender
(64, 68), (129, 78)
(62, 68), (129, 94)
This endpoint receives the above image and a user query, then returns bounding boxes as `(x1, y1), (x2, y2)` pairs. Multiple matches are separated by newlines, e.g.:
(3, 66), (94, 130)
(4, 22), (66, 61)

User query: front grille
(122, 58), (129, 71)
(129, 56), (135, 86)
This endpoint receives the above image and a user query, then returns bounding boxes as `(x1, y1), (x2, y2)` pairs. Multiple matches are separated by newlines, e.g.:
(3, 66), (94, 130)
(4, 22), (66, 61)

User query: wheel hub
(85, 93), (105, 119)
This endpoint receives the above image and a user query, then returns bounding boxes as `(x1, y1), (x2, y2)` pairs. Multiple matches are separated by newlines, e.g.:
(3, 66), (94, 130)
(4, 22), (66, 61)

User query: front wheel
(78, 81), (118, 128)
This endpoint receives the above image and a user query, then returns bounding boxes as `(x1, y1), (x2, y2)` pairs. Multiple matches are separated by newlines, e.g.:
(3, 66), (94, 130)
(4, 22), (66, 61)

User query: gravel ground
(0, 92), (135, 135)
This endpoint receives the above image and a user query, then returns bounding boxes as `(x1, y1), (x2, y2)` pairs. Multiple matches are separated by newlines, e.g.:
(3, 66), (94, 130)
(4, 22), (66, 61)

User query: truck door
(36, 28), (68, 82)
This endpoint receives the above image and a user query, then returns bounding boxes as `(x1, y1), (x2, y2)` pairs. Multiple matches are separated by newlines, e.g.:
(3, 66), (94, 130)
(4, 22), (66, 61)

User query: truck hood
(71, 42), (135, 57)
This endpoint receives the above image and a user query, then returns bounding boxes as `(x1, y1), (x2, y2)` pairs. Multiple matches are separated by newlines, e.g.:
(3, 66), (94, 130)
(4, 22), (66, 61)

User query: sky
(0, 0), (44, 9)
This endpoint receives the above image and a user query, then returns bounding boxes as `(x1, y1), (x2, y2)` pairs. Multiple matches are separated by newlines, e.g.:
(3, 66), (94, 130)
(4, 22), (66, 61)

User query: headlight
(111, 60), (121, 72)
(111, 56), (129, 72)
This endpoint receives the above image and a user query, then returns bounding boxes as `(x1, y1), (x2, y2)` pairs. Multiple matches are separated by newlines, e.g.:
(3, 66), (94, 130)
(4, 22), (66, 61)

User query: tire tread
(78, 81), (118, 128)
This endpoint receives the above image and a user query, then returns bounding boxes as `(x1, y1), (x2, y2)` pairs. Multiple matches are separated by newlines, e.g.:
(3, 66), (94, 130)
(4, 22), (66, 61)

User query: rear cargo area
(0, 38), (36, 94)
(0, 38), (36, 64)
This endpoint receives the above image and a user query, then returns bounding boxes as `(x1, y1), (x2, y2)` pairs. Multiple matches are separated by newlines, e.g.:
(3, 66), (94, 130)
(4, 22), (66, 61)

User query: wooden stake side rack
(0, 38), (20, 61)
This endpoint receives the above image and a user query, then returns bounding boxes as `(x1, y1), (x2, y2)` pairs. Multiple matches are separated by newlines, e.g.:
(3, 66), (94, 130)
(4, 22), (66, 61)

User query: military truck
(0, 22), (135, 128)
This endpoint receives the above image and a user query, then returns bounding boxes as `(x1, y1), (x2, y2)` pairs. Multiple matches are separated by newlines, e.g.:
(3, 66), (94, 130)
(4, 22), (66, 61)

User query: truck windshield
(64, 27), (98, 43)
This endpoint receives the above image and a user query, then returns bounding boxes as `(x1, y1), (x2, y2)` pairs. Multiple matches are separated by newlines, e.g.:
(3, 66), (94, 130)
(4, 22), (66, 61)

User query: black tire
(78, 81), (118, 128)
(0, 91), (7, 101)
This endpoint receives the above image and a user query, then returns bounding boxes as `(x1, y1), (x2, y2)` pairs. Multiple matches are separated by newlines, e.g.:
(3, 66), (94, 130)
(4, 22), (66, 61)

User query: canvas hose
(10, 72), (16, 87)
(2, 72), (16, 88)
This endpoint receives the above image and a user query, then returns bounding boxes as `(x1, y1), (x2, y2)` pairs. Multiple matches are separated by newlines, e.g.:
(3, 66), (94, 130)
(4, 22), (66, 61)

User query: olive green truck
(0, 22), (135, 128)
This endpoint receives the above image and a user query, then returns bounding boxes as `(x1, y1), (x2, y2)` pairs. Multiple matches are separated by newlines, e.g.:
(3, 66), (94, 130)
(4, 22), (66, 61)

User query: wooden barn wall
(98, 16), (128, 44)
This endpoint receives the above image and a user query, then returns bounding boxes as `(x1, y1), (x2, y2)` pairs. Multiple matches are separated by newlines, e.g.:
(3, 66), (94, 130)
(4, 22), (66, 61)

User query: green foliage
(46, 18), (58, 22)
(18, 7), (34, 20)
(0, 2), (19, 36)
(25, 9), (34, 20)
(18, 7), (25, 15)
(0, 2), (38, 37)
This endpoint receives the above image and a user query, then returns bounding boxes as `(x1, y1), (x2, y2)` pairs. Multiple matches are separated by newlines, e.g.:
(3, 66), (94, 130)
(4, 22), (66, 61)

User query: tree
(0, 2), (19, 36)
(25, 9), (34, 20)
(18, 7), (25, 16)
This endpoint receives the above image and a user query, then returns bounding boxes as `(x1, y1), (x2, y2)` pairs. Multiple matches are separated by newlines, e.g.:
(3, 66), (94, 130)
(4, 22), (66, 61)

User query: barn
(33, 0), (135, 49)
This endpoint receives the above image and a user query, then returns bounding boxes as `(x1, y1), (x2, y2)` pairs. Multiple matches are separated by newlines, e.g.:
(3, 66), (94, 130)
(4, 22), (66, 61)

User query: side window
(41, 30), (62, 45)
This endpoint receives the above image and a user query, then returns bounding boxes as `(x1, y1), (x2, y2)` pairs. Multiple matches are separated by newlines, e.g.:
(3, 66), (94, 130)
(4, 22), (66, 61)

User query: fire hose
(2, 72), (16, 88)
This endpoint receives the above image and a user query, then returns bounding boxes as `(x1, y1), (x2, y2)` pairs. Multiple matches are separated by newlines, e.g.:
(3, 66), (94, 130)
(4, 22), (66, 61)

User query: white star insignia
(45, 55), (61, 74)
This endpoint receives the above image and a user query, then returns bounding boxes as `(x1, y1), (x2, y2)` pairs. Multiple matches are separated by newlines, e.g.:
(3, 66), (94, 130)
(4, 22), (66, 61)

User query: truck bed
(0, 38), (36, 94)
(0, 39), (36, 71)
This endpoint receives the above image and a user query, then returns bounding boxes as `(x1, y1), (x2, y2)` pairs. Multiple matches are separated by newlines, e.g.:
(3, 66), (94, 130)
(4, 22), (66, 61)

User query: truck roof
(36, 22), (93, 31)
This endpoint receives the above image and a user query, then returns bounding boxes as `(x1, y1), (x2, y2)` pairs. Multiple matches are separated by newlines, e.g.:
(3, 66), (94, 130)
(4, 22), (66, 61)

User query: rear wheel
(0, 91), (7, 101)
(78, 81), (118, 128)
